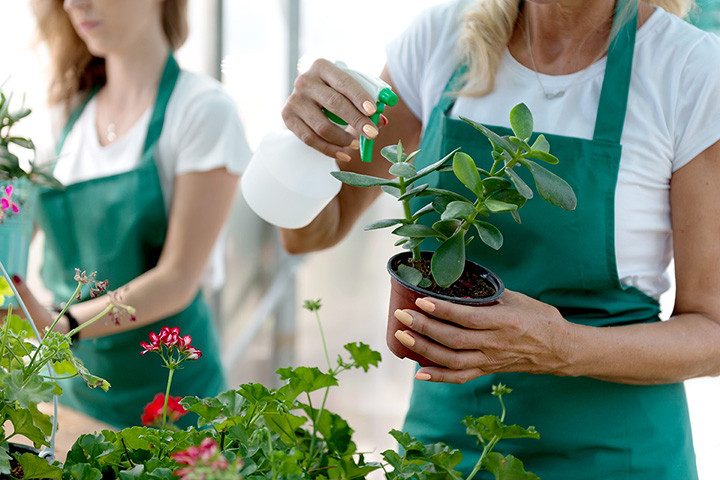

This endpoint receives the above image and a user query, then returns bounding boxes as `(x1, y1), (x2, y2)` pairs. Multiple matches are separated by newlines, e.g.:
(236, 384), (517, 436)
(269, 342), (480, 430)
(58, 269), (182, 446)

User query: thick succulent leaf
(431, 232), (466, 288)
(402, 237), (424, 250)
(363, 218), (405, 230)
(474, 221), (503, 250)
(411, 203), (436, 221)
(520, 159), (577, 210)
(393, 224), (441, 238)
(389, 162), (417, 178)
(331, 171), (397, 187)
(509, 103), (533, 140)
(381, 185), (401, 198)
(531, 134), (550, 153)
(484, 198), (518, 213)
(452, 151), (482, 197)
(381, 143), (406, 164)
(459, 116), (516, 151)
(482, 176), (513, 196)
(526, 150), (559, 165)
(492, 189), (528, 210)
(432, 219), (461, 239)
(398, 183), (428, 201)
(408, 147), (459, 182)
(397, 264), (423, 286)
(441, 200), (476, 221)
(505, 169), (534, 199)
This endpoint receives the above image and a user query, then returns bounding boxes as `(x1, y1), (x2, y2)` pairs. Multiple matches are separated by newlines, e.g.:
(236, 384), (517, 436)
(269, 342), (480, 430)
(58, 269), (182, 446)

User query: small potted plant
(332, 103), (577, 364)
(0, 88), (63, 300)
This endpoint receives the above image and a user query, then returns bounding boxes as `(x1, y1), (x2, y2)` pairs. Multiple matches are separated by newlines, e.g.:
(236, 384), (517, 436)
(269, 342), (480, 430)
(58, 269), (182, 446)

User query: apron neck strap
(141, 52), (180, 163)
(439, 0), (636, 146)
(593, 0), (636, 144)
(56, 86), (100, 156)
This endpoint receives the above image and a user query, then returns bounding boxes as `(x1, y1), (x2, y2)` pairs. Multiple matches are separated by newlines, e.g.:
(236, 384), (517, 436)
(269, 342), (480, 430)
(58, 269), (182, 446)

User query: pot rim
(387, 251), (505, 306)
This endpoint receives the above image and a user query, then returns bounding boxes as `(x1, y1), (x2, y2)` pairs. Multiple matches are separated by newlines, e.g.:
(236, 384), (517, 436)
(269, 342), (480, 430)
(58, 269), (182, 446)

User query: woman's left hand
(393, 289), (577, 384)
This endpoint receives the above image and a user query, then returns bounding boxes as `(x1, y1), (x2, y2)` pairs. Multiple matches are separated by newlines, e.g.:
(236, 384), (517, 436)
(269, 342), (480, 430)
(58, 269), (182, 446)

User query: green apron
(403, 3), (697, 478)
(35, 54), (226, 429)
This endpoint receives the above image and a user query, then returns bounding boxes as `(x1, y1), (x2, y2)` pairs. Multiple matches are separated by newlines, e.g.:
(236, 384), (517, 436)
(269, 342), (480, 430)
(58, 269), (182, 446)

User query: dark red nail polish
(12, 275), (22, 284)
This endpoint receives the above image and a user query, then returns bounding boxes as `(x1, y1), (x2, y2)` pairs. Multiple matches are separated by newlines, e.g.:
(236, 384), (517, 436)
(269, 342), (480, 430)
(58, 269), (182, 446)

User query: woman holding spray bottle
(6, 0), (251, 429)
(279, 0), (720, 478)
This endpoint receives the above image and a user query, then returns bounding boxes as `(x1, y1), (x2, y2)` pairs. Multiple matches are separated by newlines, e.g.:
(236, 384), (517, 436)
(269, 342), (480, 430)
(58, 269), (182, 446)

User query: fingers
(281, 58), (380, 160)
(413, 292), (519, 330)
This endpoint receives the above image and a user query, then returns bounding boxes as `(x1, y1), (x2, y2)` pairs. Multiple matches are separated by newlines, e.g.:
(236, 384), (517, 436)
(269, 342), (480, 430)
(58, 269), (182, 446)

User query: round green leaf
(389, 162), (417, 178)
(484, 198), (518, 213)
(509, 103), (533, 140)
(393, 224), (441, 238)
(431, 232), (466, 288)
(474, 221), (503, 250)
(432, 219), (461, 239)
(397, 264), (423, 286)
(452, 152), (483, 197)
(441, 200), (476, 221)
(521, 159), (577, 210)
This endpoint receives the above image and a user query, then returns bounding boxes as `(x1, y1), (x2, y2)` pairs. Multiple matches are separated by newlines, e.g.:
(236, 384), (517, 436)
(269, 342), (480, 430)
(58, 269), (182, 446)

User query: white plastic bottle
(241, 62), (398, 229)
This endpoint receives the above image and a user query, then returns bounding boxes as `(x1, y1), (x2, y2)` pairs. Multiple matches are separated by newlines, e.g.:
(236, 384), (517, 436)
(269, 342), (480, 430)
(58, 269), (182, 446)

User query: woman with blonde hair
(10, 0), (251, 428)
(281, 0), (720, 477)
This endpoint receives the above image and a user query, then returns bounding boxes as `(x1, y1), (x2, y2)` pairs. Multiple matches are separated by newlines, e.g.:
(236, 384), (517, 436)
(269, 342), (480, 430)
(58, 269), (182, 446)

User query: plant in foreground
(61, 299), (540, 479)
(0, 266), (135, 479)
(333, 103), (577, 293)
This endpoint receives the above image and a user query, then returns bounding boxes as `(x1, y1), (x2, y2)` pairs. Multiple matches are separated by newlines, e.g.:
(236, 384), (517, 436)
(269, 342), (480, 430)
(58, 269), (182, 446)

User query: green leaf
(520, 159), (577, 210)
(398, 183), (428, 201)
(411, 203), (436, 221)
(363, 218), (405, 230)
(381, 143), (407, 164)
(330, 171), (397, 188)
(525, 150), (559, 165)
(492, 189), (528, 211)
(452, 152), (482, 197)
(389, 162), (417, 178)
(409, 148), (459, 183)
(8, 137), (34, 150)
(15, 453), (62, 479)
(441, 201), (476, 221)
(3, 371), (55, 409)
(509, 103), (533, 140)
(343, 342), (381, 372)
(419, 277), (432, 288)
(393, 224), (441, 238)
(432, 219), (461, 239)
(482, 177), (512, 196)
(531, 134), (550, 153)
(460, 117), (516, 151)
(482, 452), (541, 480)
(276, 366), (338, 401)
(397, 264), (423, 286)
(402, 237), (424, 250)
(431, 232), (465, 288)
(65, 463), (103, 480)
(474, 221), (503, 250)
(381, 185), (401, 198)
(505, 169), (534, 199)
(484, 198), (518, 213)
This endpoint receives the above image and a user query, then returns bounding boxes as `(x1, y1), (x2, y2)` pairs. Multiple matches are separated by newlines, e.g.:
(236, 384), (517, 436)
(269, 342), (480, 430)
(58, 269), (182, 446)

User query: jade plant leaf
(393, 224), (441, 238)
(505, 169), (534, 199)
(389, 162), (417, 178)
(453, 151), (483, 197)
(330, 171), (397, 188)
(531, 134), (550, 153)
(519, 159), (577, 210)
(526, 150), (559, 165)
(397, 264), (423, 286)
(474, 221), (503, 250)
(509, 103), (533, 140)
(484, 198), (519, 214)
(460, 116), (516, 151)
(432, 232), (466, 288)
(433, 219), (461, 239)
(441, 201), (476, 221)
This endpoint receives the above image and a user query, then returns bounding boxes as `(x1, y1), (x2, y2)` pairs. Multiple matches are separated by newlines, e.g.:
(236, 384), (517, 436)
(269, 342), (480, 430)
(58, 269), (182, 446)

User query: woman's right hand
(281, 59), (381, 163)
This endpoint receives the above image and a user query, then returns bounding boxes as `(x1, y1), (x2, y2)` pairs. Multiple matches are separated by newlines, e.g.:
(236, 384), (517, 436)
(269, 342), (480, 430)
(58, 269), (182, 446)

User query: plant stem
(398, 176), (421, 262)
(162, 368), (176, 430)
(465, 392), (507, 480)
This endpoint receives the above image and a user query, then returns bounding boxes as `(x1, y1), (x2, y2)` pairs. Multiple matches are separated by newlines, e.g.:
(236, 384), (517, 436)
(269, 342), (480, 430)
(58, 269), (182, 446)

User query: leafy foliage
(332, 103), (576, 289)
(0, 88), (62, 189)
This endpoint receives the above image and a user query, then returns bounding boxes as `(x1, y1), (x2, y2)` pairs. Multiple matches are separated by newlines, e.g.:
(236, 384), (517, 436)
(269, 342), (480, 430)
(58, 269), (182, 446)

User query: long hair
(31, 0), (188, 111)
(458, 0), (695, 97)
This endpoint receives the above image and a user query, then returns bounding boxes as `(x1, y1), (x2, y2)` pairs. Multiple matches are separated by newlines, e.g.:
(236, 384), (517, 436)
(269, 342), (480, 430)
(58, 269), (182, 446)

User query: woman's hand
(281, 58), (382, 163)
(393, 290), (577, 384)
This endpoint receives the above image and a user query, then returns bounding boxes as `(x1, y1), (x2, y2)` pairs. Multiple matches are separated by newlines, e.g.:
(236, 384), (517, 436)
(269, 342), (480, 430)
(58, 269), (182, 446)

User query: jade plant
(332, 103), (577, 293)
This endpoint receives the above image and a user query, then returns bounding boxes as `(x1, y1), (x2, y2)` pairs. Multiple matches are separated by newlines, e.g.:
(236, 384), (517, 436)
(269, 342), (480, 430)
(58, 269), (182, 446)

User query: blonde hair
(458, 0), (695, 96)
(31, 0), (189, 111)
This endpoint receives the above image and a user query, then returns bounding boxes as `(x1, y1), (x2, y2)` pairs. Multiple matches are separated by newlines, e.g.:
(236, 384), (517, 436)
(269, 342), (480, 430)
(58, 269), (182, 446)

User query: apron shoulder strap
(140, 52), (181, 165)
(56, 87), (100, 156)
(593, 0), (637, 144)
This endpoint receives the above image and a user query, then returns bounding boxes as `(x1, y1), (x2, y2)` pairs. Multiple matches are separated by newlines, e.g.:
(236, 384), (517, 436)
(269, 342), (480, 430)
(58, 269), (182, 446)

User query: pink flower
(140, 326), (202, 360)
(172, 438), (239, 479)
(141, 393), (187, 427)
(1, 185), (19, 214)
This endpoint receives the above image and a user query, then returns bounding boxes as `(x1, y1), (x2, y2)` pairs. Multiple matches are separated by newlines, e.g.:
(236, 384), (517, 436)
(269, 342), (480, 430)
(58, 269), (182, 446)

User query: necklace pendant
(544, 90), (565, 100)
(106, 123), (117, 143)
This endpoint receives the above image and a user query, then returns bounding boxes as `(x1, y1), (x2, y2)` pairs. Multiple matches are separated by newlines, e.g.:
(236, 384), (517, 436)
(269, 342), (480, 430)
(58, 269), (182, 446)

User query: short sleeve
(166, 75), (252, 177)
(672, 32), (720, 171)
(385, 0), (471, 128)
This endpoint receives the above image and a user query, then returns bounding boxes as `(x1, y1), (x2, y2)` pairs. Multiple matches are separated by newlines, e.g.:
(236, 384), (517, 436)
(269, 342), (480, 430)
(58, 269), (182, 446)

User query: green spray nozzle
(322, 62), (399, 162)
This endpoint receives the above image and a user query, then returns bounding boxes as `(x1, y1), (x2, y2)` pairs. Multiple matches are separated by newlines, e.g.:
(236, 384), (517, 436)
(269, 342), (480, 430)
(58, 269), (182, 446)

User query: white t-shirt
(51, 70), (252, 290)
(386, 0), (720, 299)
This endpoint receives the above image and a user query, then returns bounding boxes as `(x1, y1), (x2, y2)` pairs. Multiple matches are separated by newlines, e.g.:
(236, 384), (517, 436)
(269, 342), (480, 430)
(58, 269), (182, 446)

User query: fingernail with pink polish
(415, 372), (432, 381)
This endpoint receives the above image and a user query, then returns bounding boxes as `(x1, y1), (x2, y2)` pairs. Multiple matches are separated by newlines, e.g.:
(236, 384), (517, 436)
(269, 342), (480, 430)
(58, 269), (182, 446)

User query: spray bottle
(241, 62), (399, 229)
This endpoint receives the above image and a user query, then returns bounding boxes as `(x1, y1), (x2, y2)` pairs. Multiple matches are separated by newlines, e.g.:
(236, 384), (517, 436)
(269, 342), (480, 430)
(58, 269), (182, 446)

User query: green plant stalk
(465, 391), (508, 480)
(161, 367), (176, 430)
(0, 304), (12, 368)
(398, 175), (421, 262)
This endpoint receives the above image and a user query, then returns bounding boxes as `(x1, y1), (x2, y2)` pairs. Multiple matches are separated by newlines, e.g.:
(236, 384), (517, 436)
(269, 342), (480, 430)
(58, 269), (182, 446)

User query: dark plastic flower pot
(386, 251), (504, 366)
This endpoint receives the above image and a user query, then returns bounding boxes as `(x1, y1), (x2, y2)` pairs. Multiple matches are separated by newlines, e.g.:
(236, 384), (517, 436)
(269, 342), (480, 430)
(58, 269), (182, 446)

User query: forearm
(567, 313), (720, 384)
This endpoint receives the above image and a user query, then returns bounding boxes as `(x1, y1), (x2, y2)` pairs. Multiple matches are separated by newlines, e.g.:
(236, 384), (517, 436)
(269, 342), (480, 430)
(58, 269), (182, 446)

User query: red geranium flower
(141, 393), (187, 427)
